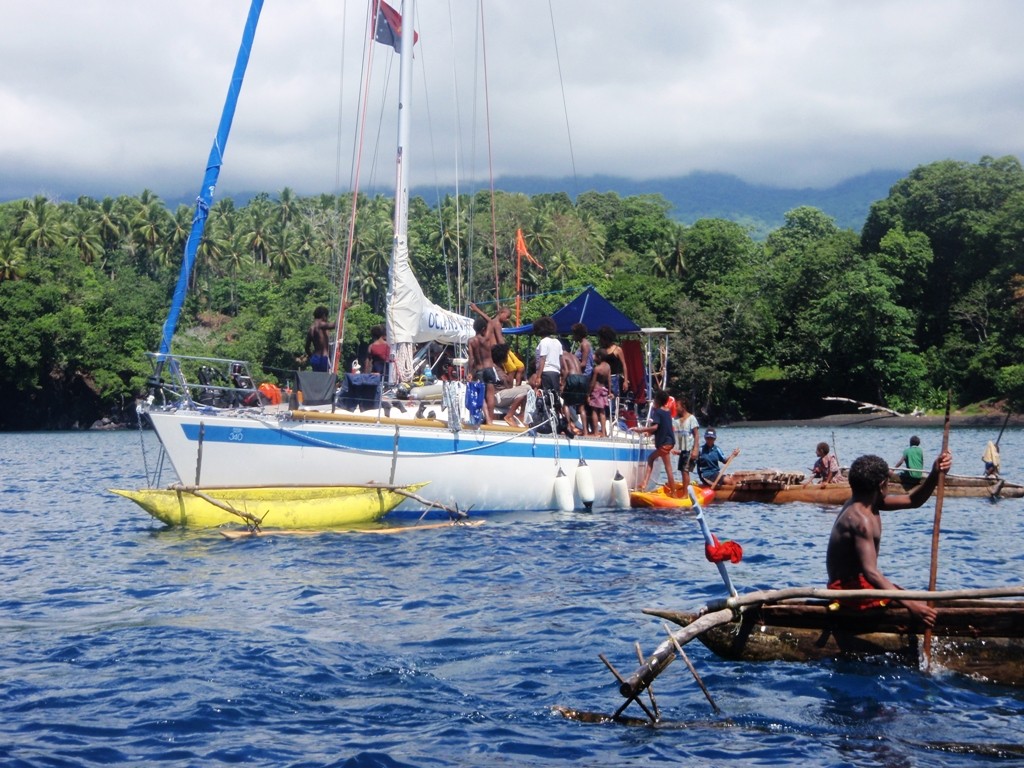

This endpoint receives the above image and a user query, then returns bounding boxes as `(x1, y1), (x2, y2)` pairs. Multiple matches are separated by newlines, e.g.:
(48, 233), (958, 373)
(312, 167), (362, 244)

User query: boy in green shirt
(894, 435), (924, 485)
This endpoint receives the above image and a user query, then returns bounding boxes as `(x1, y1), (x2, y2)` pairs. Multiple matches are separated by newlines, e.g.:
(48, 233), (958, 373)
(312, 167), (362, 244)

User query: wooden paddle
(923, 390), (952, 670)
(709, 448), (740, 491)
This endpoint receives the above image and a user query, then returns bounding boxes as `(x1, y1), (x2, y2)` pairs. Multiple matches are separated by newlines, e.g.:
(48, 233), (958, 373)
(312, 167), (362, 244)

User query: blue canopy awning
(505, 287), (641, 336)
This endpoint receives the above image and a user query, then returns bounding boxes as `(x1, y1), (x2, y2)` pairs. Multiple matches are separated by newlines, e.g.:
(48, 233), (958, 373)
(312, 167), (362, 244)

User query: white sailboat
(143, 0), (651, 515)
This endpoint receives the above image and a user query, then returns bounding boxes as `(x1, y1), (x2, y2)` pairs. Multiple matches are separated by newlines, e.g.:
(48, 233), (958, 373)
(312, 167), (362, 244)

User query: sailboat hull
(147, 408), (645, 514)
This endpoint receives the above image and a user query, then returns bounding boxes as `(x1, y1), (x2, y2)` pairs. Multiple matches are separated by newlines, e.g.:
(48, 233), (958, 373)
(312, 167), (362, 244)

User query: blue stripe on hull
(179, 422), (641, 463)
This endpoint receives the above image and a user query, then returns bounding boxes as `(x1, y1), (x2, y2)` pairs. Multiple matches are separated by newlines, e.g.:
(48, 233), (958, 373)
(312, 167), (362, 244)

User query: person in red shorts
(825, 451), (952, 626)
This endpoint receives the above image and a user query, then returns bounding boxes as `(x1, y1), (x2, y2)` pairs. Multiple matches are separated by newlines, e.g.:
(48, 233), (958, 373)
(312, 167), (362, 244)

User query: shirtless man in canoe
(825, 450), (953, 627)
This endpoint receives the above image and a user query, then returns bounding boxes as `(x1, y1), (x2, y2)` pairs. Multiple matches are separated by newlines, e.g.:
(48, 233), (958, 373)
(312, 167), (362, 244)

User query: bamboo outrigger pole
(923, 390), (952, 669)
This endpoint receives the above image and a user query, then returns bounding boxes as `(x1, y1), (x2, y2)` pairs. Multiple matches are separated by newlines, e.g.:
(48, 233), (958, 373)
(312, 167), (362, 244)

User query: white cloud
(2, 0), (1023, 201)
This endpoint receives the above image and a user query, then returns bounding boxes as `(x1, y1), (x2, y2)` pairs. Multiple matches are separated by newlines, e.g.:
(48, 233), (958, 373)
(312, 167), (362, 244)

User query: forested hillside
(1, 156), (1022, 429)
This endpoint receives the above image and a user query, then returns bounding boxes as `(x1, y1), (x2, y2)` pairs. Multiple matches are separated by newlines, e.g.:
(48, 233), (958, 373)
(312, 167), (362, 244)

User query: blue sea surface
(1, 426), (1022, 766)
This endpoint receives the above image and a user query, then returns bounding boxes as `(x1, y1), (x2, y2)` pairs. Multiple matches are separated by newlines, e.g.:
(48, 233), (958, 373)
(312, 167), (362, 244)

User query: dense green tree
(5, 157), (1024, 429)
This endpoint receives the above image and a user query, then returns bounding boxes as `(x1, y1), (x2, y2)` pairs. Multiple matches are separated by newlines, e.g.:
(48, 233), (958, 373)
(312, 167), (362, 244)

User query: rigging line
(445, 0), (465, 316)
(547, 0), (579, 195)
(332, 1), (349, 194)
(478, 1), (501, 302)
(416, 2), (456, 313)
(465, 0), (484, 310)
(327, 1), (352, 329)
(333, 0), (382, 373)
(426, 0), (464, 314)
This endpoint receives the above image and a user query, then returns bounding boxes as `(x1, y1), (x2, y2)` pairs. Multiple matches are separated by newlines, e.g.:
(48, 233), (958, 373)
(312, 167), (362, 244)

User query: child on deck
(633, 390), (677, 493)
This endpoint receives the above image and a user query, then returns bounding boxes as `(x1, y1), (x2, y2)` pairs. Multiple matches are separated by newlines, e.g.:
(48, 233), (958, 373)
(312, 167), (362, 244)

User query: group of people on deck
(467, 306), (631, 435)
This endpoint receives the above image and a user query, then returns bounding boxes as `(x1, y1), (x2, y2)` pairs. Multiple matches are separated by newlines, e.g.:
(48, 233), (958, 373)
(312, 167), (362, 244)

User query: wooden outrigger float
(111, 481), (444, 530)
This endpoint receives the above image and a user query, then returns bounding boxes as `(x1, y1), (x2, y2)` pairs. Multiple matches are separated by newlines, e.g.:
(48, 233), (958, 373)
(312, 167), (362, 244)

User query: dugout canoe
(711, 471), (1024, 504)
(111, 483), (426, 529)
(646, 599), (1024, 686)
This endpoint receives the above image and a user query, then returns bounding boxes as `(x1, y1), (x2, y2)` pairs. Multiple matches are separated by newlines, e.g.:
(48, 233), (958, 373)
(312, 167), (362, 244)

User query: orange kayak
(629, 485), (716, 509)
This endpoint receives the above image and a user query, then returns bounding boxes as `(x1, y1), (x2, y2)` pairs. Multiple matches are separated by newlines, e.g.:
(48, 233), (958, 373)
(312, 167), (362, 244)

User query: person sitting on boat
(825, 451), (953, 627)
(491, 344), (530, 428)
(365, 324), (390, 377)
(305, 306), (336, 373)
(893, 435), (925, 486)
(633, 390), (677, 494)
(806, 441), (841, 485)
(468, 316), (498, 424)
(696, 429), (738, 486)
(672, 396), (700, 487)
(470, 303), (524, 385)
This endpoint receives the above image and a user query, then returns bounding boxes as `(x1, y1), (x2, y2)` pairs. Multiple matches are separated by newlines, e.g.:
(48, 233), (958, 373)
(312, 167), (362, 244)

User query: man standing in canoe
(826, 451), (953, 627)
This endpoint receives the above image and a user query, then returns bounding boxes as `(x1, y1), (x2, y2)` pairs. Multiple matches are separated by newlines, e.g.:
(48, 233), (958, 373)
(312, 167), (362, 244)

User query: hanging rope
(476, 2), (501, 302)
(332, 1), (382, 373)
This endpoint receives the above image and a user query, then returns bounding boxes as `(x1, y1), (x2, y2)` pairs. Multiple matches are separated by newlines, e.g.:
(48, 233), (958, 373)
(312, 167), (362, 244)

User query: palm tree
(243, 194), (273, 265)
(19, 195), (64, 254)
(276, 187), (297, 230)
(267, 227), (297, 280)
(213, 210), (250, 313)
(131, 198), (170, 274)
(0, 236), (27, 282)
(95, 196), (129, 254)
(64, 210), (104, 266)
(545, 249), (579, 289)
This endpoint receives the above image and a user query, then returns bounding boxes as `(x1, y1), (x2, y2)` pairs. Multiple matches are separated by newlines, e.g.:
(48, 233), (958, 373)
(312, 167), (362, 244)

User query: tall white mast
(386, 0), (473, 384)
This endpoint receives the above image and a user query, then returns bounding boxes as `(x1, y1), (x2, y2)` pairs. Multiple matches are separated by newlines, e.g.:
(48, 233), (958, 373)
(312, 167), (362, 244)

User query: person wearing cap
(696, 428), (738, 486)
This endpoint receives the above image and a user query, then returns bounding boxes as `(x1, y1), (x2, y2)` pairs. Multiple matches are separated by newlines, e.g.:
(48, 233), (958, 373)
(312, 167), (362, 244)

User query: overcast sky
(2, 0), (1023, 203)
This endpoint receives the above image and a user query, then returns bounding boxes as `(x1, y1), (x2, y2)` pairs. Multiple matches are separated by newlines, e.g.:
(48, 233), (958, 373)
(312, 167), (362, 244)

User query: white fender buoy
(611, 470), (631, 509)
(553, 468), (575, 512)
(575, 459), (596, 510)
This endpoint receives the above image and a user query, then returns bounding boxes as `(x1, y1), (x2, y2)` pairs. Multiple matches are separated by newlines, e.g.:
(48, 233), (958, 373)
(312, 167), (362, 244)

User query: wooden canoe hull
(646, 600), (1024, 686)
(713, 473), (1024, 504)
(111, 484), (425, 529)
(630, 485), (716, 509)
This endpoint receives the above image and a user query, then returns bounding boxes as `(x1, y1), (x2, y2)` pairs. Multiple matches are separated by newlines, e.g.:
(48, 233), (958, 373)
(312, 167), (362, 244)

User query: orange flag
(515, 229), (544, 269)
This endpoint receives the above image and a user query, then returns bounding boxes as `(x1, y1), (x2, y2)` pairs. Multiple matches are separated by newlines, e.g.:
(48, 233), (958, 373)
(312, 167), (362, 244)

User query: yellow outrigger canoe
(111, 483), (426, 529)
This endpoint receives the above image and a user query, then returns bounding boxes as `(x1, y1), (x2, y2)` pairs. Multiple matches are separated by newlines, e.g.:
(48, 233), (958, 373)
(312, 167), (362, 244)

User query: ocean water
(1, 425), (1022, 767)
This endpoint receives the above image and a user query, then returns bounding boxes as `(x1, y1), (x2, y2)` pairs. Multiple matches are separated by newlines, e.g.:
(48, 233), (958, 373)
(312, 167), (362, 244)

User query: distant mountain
(422, 169), (906, 238)
(173, 168), (907, 239)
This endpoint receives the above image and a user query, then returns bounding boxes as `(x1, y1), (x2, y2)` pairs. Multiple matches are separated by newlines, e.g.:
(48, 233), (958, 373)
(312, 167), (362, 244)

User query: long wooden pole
(710, 449), (740, 491)
(923, 390), (952, 669)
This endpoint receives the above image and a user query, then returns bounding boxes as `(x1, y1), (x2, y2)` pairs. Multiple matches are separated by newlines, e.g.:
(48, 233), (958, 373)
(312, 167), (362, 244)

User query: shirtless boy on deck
(468, 316), (497, 424)
(470, 303), (524, 385)
(825, 451), (953, 627)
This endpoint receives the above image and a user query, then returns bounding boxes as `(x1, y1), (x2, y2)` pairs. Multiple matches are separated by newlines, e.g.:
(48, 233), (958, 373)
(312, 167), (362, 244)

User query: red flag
(373, 0), (418, 52)
(515, 229), (543, 269)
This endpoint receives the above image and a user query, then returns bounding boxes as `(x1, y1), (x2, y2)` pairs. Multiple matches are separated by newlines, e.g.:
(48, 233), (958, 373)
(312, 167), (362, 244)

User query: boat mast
(157, 0), (264, 359)
(386, 0), (417, 384)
